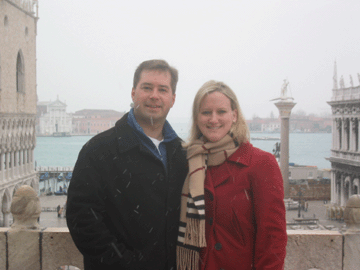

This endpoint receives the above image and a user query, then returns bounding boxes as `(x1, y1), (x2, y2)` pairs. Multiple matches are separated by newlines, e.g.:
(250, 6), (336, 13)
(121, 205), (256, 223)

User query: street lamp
(297, 189), (303, 218)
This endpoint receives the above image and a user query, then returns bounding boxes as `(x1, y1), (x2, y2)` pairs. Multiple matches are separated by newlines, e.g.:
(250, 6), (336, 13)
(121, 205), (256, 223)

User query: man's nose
(150, 89), (160, 99)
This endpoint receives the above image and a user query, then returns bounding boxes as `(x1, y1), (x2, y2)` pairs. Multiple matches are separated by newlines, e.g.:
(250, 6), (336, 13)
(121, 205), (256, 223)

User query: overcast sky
(36, 0), (360, 122)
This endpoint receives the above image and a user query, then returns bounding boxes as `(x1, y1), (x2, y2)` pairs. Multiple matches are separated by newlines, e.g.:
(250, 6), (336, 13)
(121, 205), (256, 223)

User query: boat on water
(251, 136), (280, 140)
(53, 132), (71, 137)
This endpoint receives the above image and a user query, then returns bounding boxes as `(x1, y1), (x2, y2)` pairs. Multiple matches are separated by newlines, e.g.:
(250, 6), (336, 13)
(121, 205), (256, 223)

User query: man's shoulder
(81, 114), (130, 154)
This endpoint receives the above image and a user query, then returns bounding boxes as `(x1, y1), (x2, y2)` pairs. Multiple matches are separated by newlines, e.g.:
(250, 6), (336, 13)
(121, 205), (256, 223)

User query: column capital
(274, 101), (296, 118)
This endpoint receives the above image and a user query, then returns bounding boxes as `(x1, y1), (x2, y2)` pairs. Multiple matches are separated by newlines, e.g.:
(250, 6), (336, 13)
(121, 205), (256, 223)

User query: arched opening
(354, 179), (359, 195)
(16, 50), (25, 93)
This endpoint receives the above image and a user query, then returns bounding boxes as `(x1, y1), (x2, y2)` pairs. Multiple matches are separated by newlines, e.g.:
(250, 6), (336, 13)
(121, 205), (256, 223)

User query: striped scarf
(177, 134), (238, 270)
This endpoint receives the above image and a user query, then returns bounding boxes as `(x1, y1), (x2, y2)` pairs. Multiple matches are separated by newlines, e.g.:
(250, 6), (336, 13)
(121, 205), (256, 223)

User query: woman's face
(197, 91), (237, 143)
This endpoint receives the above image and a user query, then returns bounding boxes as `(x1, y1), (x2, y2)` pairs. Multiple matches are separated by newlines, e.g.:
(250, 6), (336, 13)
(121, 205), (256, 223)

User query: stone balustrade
(0, 186), (359, 270)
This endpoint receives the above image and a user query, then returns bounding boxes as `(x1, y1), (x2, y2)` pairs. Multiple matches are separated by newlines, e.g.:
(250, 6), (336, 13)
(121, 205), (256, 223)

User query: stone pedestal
(8, 185), (41, 269)
(275, 101), (296, 198)
(343, 195), (360, 270)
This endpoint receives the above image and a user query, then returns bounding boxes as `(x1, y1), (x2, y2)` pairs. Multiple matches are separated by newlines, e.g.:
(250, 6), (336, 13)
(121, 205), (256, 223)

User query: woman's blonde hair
(185, 80), (250, 146)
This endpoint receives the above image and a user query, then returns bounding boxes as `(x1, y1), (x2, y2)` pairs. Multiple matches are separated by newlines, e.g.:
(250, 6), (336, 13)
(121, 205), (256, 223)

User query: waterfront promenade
(39, 195), (345, 230)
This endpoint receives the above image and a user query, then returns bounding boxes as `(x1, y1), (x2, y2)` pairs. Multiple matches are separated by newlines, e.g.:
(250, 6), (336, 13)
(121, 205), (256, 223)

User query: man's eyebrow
(141, 82), (170, 89)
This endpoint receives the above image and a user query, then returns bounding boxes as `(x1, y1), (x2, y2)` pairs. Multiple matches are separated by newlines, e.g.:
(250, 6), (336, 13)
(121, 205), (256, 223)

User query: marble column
(332, 119), (337, 149)
(331, 170), (336, 204)
(358, 118), (360, 152)
(274, 101), (296, 199)
(342, 118), (346, 150)
(349, 118), (354, 151)
(0, 151), (3, 182)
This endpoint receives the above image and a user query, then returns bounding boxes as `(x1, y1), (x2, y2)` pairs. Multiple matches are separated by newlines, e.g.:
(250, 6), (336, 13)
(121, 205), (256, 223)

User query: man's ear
(131, 88), (135, 101)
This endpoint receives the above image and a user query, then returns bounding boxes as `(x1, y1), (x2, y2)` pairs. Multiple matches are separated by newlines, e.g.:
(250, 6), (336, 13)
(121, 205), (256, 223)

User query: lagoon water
(34, 123), (332, 169)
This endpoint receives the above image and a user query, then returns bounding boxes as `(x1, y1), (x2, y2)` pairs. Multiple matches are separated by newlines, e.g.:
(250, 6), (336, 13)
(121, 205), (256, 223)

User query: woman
(177, 81), (287, 270)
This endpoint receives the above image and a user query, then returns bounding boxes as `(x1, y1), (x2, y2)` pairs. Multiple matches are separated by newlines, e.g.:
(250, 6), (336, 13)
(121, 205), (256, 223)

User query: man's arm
(66, 145), (136, 266)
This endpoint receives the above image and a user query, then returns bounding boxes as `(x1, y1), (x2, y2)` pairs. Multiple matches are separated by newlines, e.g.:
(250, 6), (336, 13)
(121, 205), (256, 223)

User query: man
(66, 60), (188, 270)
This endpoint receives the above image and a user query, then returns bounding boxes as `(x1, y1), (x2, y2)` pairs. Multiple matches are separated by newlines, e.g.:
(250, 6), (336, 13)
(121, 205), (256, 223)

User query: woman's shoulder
(230, 141), (277, 166)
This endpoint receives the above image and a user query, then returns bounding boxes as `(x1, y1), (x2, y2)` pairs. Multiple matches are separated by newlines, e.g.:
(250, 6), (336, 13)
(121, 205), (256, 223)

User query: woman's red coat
(200, 142), (287, 270)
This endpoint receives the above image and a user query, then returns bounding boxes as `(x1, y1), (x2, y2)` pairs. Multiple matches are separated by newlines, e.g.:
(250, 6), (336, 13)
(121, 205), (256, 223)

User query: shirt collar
(127, 108), (178, 142)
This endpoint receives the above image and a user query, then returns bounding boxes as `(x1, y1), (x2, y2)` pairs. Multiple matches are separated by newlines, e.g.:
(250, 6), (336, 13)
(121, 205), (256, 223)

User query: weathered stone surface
(42, 227), (84, 270)
(343, 233), (360, 270)
(0, 228), (7, 270)
(343, 195), (360, 270)
(7, 229), (40, 270)
(285, 230), (342, 270)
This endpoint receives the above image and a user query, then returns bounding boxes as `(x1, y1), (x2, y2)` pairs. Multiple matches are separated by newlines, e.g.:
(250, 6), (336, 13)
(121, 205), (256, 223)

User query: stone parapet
(0, 189), (359, 269)
(0, 228), (353, 270)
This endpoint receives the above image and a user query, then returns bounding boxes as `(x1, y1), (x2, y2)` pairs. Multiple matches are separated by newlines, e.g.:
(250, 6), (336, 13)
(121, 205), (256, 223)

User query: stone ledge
(0, 229), (350, 270)
(286, 230), (343, 270)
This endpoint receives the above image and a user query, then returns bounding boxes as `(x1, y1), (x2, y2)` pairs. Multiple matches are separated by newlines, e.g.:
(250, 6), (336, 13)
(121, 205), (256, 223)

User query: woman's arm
(250, 153), (288, 269)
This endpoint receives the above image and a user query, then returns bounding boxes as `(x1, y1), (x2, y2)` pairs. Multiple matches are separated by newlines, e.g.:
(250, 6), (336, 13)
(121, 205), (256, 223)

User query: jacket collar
(115, 113), (142, 154)
(127, 108), (178, 143)
(227, 141), (252, 167)
(114, 112), (183, 157)
(205, 141), (252, 190)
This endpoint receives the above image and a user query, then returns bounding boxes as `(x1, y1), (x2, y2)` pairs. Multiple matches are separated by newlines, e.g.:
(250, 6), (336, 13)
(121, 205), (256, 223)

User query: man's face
(131, 70), (176, 126)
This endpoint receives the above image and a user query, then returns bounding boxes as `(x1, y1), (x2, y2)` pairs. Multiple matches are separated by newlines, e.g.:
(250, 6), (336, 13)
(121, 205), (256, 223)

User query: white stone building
(37, 97), (72, 135)
(0, 0), (39, 226)
(328, 62), (360, 206)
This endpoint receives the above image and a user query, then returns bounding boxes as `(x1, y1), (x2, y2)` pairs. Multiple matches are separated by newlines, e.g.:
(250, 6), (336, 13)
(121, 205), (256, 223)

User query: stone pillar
(0, 151), (3, 182)
(358, 118), (360, 152)
(10, 151), (14, 179)
(343, 195), (360, 270)
(342, 118), (346, 150)
(341, 175), (347, 207)
(332, 118), (339, 149)
(274, 101), (296, 199)
(336, 118), (341, 150)
(4, 151), (9, 180)
(14, 150), (18, 178)
(331, 171), (336, 204)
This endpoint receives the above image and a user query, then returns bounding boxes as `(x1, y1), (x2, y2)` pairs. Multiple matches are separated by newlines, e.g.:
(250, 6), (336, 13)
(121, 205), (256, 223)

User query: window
(16, 51), (25, 93)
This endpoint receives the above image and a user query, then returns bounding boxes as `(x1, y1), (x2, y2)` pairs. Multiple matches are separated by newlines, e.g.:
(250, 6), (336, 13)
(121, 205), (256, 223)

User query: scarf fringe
(184, 218), (206, 247)
(177, 245), (199, 270)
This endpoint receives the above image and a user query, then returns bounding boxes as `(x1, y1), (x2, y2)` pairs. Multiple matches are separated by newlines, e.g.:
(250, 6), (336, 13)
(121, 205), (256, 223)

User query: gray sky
(36, 0), (360, 122)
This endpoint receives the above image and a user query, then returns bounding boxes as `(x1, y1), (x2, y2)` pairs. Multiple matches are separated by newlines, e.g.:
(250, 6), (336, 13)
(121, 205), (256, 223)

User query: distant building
(288, 164), (331, 201)
(247, 115), (331, 133)
(0, 0), (39, 226)
(261, 121), (280, 132)
(72, 109), (125, 135)
(327, 62), (360, 206)
(36, 97), (72, 136)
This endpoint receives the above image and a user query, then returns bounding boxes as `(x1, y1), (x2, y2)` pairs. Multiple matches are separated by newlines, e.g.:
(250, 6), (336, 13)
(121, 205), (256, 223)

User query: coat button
(209, 217), (213, 225)
(209, 193), (214, 201)
(215, 242), (222, 250)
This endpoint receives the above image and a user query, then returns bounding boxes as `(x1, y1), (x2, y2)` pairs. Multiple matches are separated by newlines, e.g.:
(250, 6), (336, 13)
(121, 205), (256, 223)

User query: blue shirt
(127, 108), (178, 171)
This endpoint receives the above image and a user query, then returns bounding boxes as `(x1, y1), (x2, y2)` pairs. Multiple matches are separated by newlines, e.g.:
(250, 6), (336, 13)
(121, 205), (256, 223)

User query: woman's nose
(209, 113), (218, 123)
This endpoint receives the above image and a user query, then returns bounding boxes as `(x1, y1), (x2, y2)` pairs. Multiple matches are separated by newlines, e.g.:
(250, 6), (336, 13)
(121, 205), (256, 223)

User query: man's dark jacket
(66, 113), (188, 270)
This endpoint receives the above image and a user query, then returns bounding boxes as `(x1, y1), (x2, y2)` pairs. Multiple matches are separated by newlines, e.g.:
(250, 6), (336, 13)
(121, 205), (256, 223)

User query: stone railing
(332, 86), (360, 101)
(331, 149), (360, 163)
(0, 186), (359, 270)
